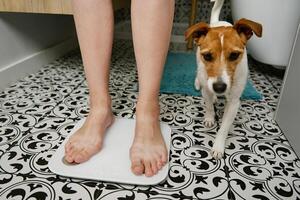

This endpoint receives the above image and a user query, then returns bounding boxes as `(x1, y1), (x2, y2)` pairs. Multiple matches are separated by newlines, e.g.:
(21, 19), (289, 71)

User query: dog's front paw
(204, 116), (215, 127)
(211, 138), (225, 159)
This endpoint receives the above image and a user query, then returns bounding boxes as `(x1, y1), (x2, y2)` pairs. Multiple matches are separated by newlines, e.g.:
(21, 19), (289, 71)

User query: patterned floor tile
(220, 113), (300, 199)
(0, 112), (42, 152)
(47, 83), (136, 119)
(0, 65), (84, 117)
(0, 115), (74, 177)
(0, 93), (62, 117)
(132, 129), (231, 199)
(225, 137), (300, 199)
(0, 64), (82, 101)
(0, 39), (297, 200)
(0, 173), (154, 200)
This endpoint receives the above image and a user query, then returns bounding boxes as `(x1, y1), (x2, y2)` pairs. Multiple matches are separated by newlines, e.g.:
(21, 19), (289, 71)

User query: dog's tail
(210, 0), (224, 24)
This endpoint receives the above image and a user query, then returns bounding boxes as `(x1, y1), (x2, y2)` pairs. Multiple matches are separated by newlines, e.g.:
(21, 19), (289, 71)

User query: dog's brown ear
(185, 22), (209, 42)
(233, 18), (262, 41)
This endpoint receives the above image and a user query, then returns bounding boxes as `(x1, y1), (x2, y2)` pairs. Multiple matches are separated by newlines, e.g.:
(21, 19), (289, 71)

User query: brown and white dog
(185, 0), (262, 159)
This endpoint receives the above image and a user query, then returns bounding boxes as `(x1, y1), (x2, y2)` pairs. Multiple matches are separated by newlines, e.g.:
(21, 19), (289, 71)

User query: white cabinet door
(275, 23), (300, 155)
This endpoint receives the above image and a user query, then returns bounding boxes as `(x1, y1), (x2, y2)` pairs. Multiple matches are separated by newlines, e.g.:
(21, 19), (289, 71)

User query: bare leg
(64, 0), (114, 163)
(130, 0), (175, 176)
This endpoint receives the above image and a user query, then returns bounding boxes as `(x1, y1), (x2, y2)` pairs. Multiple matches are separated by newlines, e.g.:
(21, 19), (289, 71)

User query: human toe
(64, 140), (73, 153)
(160, 152), (168, 164)
(144, 160), (154, 177)
(157, 159), (164, 170)
(74, 149), (90, 163)
(151, 159), (159, 175)
(64, 150), (75, 163)
(131, 159), (145, 176)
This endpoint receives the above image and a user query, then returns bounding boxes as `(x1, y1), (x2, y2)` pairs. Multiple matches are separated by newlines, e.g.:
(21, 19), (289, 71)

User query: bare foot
(130, 102), (168, 177)
(64, 108), (114, 163)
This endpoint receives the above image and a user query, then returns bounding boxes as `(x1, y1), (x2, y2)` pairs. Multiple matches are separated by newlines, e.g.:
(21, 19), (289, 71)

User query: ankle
(89, 102), (112, 118)
(136, 100), (160, 119)
(89, 97), (112, 111)
(85, 107), (114, 128)
(136, 98), (160, 108)
(89, 107), (112, 116)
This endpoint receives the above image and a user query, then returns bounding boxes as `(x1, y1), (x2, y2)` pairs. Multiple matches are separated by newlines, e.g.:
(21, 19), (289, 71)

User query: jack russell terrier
(185, 0), (262, 159)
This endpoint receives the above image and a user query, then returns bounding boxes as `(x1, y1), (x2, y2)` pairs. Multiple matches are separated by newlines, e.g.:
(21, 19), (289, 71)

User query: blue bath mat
(160, 52), (263, 100)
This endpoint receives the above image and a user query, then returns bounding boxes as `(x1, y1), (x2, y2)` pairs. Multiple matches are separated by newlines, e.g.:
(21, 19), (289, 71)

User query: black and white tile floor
(0, 40), (298, 200)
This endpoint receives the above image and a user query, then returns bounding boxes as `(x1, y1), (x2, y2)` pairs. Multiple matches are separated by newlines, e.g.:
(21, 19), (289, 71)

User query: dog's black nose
(213, 82), (227, 94)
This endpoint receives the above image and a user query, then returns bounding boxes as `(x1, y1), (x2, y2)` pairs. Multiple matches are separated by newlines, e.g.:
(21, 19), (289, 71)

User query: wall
(0, 12), (77, 89)
(275, 23), (300, 155)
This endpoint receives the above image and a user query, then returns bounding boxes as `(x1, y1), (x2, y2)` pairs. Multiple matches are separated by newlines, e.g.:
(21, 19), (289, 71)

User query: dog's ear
(233, 18), (262, 42)
(185, 22), (209, 43)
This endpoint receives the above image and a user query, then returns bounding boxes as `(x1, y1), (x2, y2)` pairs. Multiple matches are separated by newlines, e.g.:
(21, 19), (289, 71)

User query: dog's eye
(202, 53), (213, 62)
(228, 52), (240, 61)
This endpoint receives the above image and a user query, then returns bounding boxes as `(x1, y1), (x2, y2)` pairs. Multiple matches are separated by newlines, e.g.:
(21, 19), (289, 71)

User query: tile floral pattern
(173, 0), (232, 23)
(117, 0), (233, 24)
(0, 40), (298, 199)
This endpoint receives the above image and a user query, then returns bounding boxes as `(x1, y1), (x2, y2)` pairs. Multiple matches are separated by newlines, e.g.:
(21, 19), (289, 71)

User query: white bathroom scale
(48, 118), (172, 185)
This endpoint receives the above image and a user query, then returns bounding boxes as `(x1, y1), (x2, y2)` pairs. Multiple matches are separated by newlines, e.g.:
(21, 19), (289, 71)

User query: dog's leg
(211, 98), (240, 159)
(202, 87), (215, 127)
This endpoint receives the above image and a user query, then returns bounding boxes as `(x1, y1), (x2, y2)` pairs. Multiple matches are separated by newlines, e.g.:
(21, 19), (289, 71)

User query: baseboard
(0, 36), (79, 91)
